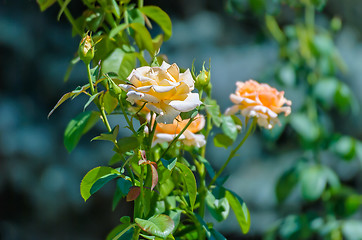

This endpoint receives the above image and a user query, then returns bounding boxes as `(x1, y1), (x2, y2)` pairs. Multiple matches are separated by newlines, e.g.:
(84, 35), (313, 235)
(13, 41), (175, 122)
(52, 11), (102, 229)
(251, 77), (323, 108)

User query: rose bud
(78, 34), (94, 64)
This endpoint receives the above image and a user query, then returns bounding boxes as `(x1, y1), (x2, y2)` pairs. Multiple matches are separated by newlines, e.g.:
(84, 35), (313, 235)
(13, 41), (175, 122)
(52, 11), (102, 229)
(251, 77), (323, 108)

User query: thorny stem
(208, 118), (257, 188)
(201, 112), (212, 158)
(159, 117), (194, 160)
(100, 107), (112, 132)
(118, 97), (137, 135)
(87, 64), (95, 95)
(86, 63), (114, 134)
(139, 165), (145, 217)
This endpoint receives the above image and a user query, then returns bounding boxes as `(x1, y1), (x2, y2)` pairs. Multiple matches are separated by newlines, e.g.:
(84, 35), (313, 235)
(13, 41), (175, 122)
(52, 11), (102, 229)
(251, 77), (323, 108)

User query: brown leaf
(126, 186), (140, 202)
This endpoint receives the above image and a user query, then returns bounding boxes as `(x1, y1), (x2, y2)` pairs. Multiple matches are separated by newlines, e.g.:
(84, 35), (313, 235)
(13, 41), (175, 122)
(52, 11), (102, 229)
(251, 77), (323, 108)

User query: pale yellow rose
(151, 114), (206, 147)
(120, 62), (202, 124)
(225, 80), (292, 129)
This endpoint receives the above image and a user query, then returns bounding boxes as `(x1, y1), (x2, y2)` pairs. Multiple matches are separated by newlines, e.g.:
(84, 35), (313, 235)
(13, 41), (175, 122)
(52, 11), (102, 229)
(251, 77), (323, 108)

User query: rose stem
(208, 118), (256, 188)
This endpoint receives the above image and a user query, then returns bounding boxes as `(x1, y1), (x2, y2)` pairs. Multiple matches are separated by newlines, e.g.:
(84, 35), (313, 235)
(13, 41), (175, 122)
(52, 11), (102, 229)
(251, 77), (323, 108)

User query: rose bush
(120, 62), (202, 124)
(225, 80), (292, 129)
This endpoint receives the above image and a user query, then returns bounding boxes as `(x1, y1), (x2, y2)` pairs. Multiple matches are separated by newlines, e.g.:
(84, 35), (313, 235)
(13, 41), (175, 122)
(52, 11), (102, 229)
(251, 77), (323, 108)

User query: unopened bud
(195, 64), (210, 90)
(107, 77), (123, 98)
(79, 34), (94, 64)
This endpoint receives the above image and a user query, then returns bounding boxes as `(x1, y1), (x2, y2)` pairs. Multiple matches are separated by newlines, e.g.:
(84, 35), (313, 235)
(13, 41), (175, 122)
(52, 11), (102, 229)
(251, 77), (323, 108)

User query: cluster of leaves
(37, 0), (253, 239)
(261, 1), (362, 240)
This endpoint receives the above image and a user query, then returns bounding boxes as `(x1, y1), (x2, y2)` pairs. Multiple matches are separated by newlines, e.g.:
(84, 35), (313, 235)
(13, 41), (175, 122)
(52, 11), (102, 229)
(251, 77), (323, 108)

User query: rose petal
(126, 91), (144, 104)
(152, 85), (175, 93)
(168, 93), (202, 112)
(183, 130), (206, 147)
(167, 63), (180, 81)
(179, 69), (194, 90)
(153, 133), (186, 146)
(156, 105), (180, 124)
(146, 103), (162, 114)
(225, 105), (240, 115)
(160, 61), (171, 71)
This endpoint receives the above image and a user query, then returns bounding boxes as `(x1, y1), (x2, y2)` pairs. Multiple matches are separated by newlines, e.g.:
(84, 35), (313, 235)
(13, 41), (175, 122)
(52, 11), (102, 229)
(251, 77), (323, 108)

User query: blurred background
(1, 0), (361, 239)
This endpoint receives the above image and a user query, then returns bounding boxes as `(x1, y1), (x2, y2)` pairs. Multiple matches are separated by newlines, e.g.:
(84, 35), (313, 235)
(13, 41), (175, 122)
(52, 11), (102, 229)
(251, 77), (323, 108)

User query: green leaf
(64, 111), (100, 152)
(118, 52), (137, 81)
(64, 56), (80, 82)
(265, 15), (285, 43)
(213, 133), (233, 149)
(335, 82), (354, 112)
(102, 48), (125, 77)
(84, 91), (103, 111)
(277, 64), (296, 87)
(330, 135), (356, 161)
(115, 136), (140, 154)
(205, 98), (222, 127)
(290, 113), (320, 142)
(345, 195), (362, 216)
(180, 109), (198, 120)
(36, 0), (56, 11)
(161, 158), (177, 171)
(92, 125), (119, 142)
(300, 165), (326, 201)
(221, 115), (237, 141)
(197, 156), (215, 179)
(127, 8), (145, 25)
(139, 6), (172, 41)
(276, 168), (298, 203)
(176, 162), (197, 211)
(109, 153), (123, 165)
(313, 78), (338, 108)
(103, 91), (119, 114)
(342, 220), (362, 240)
(80, 166), (121, 201)
(135, 214), (175, 238)
(109, 0), (120, 19)
(210, 228), (227, 240)
(113, 178), (132, 211)
(48, 85), (88, 118)
(85, 8), (104, 32)
(206, 188), (230, 222)
(57, 0), (71, 20)
(225, 190), (250, 234)
(194, 213), (212, 238)
(130, 23), (155, 56)
(102, 48), (136, 83)
(109, 23), (128, 39)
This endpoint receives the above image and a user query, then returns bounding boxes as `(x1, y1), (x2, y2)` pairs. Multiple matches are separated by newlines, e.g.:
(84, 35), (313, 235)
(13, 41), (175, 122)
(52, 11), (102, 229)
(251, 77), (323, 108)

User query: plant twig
(208, 118), (256, 187)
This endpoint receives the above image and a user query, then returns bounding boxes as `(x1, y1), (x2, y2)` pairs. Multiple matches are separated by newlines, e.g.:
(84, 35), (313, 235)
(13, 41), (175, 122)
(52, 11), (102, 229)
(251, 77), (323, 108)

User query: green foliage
(175, 162), (197, 211)
(37, 0), (56, 11)
(139, 6), (172, 41)
(135, 214), (175, 238)
(225, 190), (251, 234)
(80, 166), (121, 201)
(64, 111), (100, 152)
(213, 133), (233, 149)
(115, 136), (140, 154)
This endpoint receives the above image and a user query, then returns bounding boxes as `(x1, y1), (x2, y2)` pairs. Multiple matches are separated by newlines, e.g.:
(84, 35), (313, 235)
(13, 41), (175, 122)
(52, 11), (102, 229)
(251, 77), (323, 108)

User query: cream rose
(119, 62), (202, 124)
(151, 114), (206, 147)
(225, 80), (292, 129)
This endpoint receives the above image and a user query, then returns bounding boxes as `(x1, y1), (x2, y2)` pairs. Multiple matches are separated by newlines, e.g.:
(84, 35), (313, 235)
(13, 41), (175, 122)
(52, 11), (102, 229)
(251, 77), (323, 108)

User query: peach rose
(225, 80), (292, 129)
(151, 114), (206, 147)
(119, 62), (202, 124)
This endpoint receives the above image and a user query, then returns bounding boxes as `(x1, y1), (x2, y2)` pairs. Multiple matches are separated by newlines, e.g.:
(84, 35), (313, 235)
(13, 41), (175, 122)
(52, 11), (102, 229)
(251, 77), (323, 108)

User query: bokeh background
(1, 0), (361, 239)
